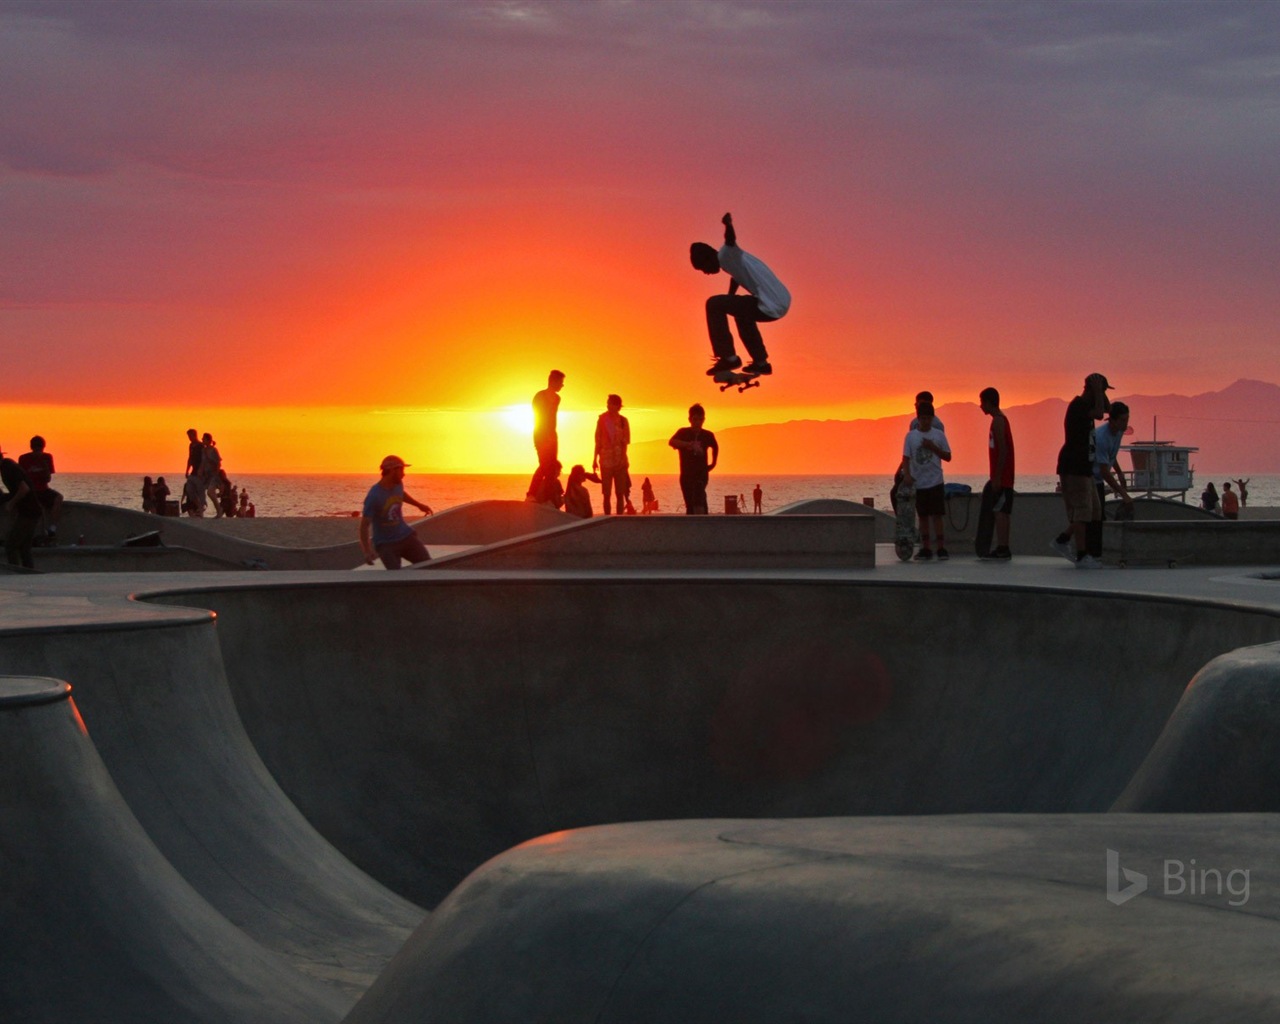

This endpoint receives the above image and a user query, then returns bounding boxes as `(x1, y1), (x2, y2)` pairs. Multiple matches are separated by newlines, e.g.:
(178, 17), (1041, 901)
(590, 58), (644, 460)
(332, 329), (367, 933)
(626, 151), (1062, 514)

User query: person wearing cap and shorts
(1051, 373), (1112, 569)
(360, 455), (434, 569)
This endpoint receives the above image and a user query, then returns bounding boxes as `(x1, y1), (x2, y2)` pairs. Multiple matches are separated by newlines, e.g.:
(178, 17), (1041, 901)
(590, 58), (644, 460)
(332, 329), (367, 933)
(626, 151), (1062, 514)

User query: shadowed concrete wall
(162, 577), (1280, 907)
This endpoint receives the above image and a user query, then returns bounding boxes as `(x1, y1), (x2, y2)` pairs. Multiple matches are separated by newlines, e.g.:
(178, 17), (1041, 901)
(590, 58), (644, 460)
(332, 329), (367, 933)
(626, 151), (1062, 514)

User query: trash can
(724, 495), (740, 514)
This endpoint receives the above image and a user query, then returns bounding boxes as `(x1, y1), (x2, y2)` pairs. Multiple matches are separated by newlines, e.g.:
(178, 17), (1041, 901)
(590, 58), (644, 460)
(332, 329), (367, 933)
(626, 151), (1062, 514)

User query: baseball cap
(1086, 373), (1113, 391)
(379, 455), (409, 471)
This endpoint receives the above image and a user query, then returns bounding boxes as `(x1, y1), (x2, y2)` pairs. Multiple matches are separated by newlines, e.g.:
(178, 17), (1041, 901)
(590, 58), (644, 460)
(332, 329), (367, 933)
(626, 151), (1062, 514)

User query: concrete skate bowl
(154, 575), (1280, 909)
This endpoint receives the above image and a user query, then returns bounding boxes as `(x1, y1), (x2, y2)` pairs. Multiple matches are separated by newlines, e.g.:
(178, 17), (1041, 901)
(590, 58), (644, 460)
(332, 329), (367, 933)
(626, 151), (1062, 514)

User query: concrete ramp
(167, 577), (1280, 907)
(425, 514), (876, 570)
(346, 815), (1280, 1023)
(47, 500), (573, 571)
(1113, 641), (1280, 811)
(0, 676), (347, 1024)
(0, 611), (423, 997)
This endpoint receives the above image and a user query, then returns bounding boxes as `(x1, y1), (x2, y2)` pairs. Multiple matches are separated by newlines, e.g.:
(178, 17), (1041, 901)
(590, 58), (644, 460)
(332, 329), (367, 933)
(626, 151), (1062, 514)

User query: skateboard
(713, 369), (761, 393)
(894, 481), (918, 561)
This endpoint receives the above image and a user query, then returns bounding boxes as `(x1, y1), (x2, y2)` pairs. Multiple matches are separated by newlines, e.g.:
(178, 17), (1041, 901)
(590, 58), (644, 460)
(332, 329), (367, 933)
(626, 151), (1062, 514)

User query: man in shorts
(669, 404), (718, 515)
(360, 455), (434, 569)
(902, 402), (952, 561)
(1052, 373), (1111, 569)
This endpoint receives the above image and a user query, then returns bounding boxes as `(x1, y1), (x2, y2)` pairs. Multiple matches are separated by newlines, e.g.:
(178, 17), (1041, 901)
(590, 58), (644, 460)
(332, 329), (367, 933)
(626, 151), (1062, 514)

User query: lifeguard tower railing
(1120, 440), (1198, 502)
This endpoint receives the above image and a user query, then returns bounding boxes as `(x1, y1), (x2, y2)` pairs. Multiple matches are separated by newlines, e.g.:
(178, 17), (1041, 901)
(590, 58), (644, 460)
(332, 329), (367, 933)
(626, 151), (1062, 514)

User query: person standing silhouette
(669, 404), (718, 515)
(593, 394), (631, 515)
(526, 370), (565, 501)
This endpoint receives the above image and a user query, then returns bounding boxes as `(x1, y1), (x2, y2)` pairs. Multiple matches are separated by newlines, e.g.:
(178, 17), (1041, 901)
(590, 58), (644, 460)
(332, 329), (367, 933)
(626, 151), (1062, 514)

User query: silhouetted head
(607, 394), (622, 411)
(202, 433), (214, 444)
(688, 403), (706, 426)
(187, 428), (198, 441)
(979, 387), (1000, 413)
(379, 454), (408, 481)
(690, 242), (720, 274)
(549, 370), (565, 392)
(916, 401), (935, 431)
(568, 464), (588, 485)
(29, 436), (45, 451)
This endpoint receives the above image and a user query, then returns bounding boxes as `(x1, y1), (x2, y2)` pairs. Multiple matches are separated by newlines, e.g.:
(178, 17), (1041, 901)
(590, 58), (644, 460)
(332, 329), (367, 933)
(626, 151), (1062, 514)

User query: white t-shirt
(904, 427), (951, 490)
(717, 245), (791, 319)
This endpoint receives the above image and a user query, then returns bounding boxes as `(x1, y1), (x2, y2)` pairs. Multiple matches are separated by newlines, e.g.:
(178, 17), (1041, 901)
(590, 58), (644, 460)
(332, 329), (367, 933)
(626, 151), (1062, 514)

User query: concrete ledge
(1104, 520), (1280, 567)
(423, 514), (876, 570)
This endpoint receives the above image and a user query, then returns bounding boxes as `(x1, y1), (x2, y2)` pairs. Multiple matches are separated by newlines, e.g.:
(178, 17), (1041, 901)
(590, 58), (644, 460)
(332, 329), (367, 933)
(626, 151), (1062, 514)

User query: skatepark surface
(5, 529), (1280, 1020)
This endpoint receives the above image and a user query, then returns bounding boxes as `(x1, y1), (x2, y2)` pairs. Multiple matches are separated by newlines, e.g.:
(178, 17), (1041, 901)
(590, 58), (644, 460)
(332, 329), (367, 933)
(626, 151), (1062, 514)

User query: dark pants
(1086, 483), (1107, 558)
(706, 294), (775, 363)
(680, 475), (709, 515)
(527, 438), (558, 497)
(5, 515), (38, 569)
(376, 533), (430, 570)
(601, 466), (629, 515)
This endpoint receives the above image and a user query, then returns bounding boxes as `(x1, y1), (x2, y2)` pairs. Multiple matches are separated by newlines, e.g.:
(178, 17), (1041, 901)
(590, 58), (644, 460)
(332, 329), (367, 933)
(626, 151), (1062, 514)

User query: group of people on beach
(524, 370), (644, 518)
(1201, 479), (1249, 519)
(175, 429), (253, 519)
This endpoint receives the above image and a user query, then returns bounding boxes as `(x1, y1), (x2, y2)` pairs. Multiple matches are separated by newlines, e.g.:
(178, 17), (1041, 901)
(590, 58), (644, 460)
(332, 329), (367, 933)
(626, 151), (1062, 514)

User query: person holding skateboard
(977, 387), (1015, 560)
(690, 213), (791, 378)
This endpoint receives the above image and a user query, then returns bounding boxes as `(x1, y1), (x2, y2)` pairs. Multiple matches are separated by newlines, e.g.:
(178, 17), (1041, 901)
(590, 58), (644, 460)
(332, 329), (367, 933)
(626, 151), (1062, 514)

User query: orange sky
(2, 3), (1277, 474)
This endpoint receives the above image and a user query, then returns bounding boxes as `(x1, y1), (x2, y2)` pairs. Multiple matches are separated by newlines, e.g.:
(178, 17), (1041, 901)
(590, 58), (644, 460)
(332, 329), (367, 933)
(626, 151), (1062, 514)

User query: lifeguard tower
(1121, 433), (1198, 502)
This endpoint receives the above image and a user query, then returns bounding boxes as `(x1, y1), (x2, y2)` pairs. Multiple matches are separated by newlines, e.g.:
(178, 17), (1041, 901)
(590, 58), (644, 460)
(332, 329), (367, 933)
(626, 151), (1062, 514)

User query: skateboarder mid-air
(690, 213), (791, 377)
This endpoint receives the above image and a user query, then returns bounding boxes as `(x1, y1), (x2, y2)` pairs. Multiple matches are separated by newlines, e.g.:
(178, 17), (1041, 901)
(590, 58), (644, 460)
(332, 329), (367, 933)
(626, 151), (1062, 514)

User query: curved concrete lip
(0, 675), (72, 707)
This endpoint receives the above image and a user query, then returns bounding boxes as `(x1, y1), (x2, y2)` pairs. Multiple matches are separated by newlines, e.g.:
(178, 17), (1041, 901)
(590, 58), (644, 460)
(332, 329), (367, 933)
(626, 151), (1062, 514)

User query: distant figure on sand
(1051, 373), (1111, 569)
(1201, 481), (1220, 515)
(753, 483), (762, 514)
(142, 476), (155, 513)
(690, 212), (790, 378)
(669, 404), (718, 515)
(182, 474), (204, 517)
(564, 465), (601, 519)
(360, 455), (433, 570)
(1223, 482), (1239, 520)
(19, 436), (62, 543)
(185, 428), (204, 479)
(152, 476), (171, 515)
(593, 394), (631, 515)
(641, 476), (657, 514)
(200, 433), (223, 517)
(526, 370), (565, 501)
(1235, 478), (1249, 507)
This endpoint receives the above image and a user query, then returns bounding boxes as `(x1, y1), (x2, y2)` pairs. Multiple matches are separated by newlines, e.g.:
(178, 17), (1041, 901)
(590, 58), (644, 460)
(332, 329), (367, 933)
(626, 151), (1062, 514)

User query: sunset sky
(2, 1), (1277, 474)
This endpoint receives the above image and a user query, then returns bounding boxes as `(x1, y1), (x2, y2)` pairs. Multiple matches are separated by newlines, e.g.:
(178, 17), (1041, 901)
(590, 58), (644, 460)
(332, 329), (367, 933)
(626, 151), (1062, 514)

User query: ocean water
(54, 472), (1280, 518)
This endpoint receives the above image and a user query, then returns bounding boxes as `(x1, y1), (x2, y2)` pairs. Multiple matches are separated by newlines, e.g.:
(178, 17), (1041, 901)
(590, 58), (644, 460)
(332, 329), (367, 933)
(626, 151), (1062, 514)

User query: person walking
(360, 455), (433, 569)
